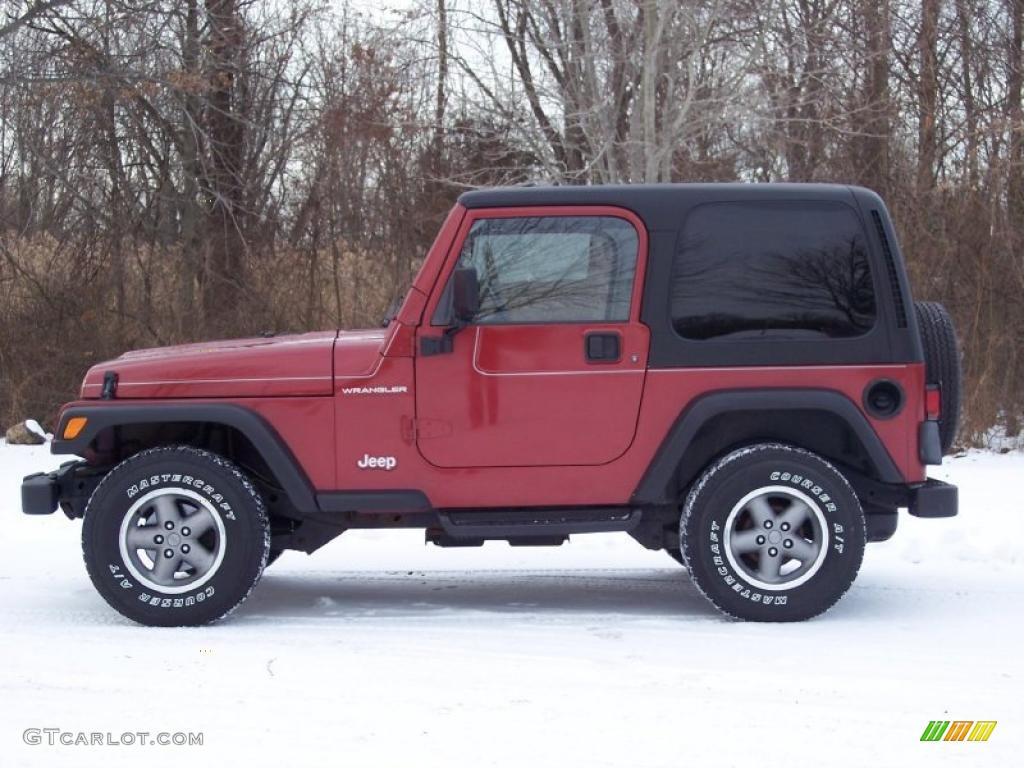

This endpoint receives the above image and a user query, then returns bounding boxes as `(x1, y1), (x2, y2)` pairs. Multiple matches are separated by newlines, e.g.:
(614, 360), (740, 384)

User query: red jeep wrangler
(22, 184), (961, 626)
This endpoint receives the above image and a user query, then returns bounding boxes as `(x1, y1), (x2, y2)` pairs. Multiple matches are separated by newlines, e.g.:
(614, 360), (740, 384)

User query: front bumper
(21, 471), (62, 515)
(21, 461), (97, 518)
(907, 478), (958, 518)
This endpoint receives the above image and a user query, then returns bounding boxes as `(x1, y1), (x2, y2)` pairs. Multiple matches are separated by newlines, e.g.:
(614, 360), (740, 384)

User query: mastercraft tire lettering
(82, 446), (271, 627)
(681, 443), (866, 622)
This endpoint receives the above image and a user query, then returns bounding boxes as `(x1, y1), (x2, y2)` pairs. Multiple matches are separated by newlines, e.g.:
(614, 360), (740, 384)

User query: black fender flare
(53, 403), (318, 513)
(631, 388), (904, 505)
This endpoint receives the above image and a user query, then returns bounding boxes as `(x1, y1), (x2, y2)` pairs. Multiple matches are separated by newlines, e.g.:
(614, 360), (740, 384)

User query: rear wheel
(914, 301), (961, 453)
(681, 443), (866, 621)
(82, 446), (270, 626)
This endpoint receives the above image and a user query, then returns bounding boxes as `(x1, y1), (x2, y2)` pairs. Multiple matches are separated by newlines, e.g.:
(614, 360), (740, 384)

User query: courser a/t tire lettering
(681, 443), (866, 621)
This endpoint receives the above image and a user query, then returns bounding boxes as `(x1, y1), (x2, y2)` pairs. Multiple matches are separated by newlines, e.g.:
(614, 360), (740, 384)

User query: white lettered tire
(681, 443), (866, 621)
(82, 446), (270, 626)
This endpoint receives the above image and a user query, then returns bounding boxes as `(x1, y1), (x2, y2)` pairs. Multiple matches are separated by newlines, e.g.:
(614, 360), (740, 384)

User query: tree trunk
(1008, 0), (1023, 240)
(917, 0), (940, 194)
(433, 0), (448, 175)
(860, 0), (891, 195)
(955, 0), (979, 185)
(177, 0), (204, 339)
(202, 0), (247, 333)
(642, 0), (659, 182)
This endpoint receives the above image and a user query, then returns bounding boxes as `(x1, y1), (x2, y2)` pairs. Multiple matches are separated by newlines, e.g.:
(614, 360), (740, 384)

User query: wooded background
(0, 0), (1022, 442)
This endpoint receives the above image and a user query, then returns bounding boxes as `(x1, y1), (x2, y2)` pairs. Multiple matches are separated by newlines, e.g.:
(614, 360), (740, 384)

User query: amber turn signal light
(62, 416), (88, 440)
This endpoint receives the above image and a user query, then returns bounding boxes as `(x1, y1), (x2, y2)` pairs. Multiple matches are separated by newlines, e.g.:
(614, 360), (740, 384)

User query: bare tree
(1, 0), (1024, 438)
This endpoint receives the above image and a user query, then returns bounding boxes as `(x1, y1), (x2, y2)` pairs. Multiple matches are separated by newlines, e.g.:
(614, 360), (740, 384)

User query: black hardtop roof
(458, 183), (880, 231)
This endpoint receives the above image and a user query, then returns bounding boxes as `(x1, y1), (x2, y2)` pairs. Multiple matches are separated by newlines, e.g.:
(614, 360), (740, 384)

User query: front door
(415, 207), (649, 468)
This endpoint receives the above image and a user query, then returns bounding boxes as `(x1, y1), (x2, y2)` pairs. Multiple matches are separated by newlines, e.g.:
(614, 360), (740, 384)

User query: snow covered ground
(1, 441), (1021, 767)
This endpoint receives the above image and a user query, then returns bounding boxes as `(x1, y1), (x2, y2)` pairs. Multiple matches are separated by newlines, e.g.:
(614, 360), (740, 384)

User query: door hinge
(101, 370), (119, 399)
(401, 416), (452, 442)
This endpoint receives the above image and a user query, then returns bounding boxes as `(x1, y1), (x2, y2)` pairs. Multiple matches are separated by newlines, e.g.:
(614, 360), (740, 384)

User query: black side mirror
(421, 267), (480, 357)
(452, 267), (480, 323)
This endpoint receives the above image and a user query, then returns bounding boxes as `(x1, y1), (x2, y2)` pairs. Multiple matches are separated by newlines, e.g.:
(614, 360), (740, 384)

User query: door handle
(585, 332), (621, 363)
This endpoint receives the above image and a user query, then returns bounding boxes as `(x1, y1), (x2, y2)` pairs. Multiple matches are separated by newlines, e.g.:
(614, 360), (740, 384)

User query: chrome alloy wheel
(723, 485), (829, 591)
(118, 488), (227, 595)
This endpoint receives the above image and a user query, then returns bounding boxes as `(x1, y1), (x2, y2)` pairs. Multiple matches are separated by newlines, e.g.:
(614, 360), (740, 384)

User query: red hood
(80, 329), (389, 399)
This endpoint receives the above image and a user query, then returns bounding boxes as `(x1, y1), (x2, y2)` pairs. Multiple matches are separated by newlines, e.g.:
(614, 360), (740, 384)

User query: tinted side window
(452, 216), (638, 324)
(671, 203), (876, 340)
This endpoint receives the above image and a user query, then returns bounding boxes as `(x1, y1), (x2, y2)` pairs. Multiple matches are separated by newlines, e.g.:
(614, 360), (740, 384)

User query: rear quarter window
(671, 202), (876, 341)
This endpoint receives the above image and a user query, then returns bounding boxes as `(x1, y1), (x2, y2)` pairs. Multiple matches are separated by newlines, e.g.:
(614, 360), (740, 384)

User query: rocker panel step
(437, 507), (641, 539)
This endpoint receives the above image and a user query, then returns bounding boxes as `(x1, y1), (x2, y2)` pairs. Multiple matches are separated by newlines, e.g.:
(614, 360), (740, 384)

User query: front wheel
(681, 443), (865, 621)
(82, 446), (271, 626)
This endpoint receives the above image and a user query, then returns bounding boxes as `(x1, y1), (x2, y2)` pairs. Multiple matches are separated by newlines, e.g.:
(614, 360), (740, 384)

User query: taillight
(925, 385), (941, 420)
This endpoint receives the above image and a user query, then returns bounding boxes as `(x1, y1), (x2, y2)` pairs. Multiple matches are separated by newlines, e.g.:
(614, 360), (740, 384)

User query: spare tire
(914, 301), (961, 454)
